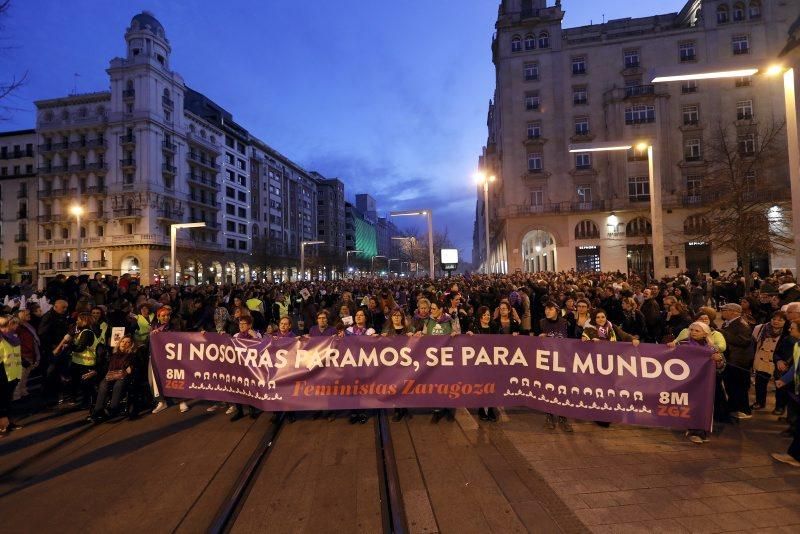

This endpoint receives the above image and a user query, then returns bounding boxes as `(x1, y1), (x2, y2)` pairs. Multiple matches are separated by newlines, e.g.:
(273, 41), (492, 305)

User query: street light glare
(635, 142), (649, 152)
(765, 65), (784, 77)
(568, 145), (632, 153)
(69, 205), (84, 216)
(651, 68), (758, 83)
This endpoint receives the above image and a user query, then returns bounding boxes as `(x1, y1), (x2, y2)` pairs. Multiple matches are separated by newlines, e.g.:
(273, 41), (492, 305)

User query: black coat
(721, 317), (754, 368)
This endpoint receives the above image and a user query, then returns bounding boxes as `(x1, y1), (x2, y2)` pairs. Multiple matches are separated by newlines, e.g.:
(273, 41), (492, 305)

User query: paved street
(1, 399), (799, 533)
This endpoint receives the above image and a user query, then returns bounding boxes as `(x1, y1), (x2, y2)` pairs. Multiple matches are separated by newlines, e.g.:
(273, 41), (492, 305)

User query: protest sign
(150, 333), (716, 430)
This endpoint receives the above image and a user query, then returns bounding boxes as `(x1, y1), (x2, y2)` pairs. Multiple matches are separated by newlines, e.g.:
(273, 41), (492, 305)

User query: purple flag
(150, 333), (716, 430)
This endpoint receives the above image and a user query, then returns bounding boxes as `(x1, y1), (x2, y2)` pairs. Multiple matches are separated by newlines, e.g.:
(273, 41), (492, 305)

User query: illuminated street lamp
(569, 141), (664, 280)
(300, 240), (325, 281)
(474, 170), (496, 274)
(346, 249), (363, 275)
(69, 205), (84, 277)
(652, 64), (800, 275)
(171, 222), (206, 285)
(390, 209), (435, 279)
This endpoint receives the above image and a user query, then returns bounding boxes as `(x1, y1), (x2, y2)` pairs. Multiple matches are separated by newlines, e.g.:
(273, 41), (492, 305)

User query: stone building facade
(475, 0), (798, 275)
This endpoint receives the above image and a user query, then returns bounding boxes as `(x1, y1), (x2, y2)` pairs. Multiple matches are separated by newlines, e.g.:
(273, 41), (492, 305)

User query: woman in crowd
(663, 301), (693, 343)
(346, 309), (376, 424)
(539, 301), (573, 432)
(493, 301), (521, 335)
(0, 315), (23, 435)
(751, 310), (787, 411)
(92, 335), (136, 422)
(569, 298), (592, 339)
(620, 297), (647, 340)
(679, 322), (726, 444)
(69, 312), (98, 410)
(14, 308), (40, 401)
(383, 308), (414, 422)
(581, 309), (640, 345)
(229, 315), (262, 422)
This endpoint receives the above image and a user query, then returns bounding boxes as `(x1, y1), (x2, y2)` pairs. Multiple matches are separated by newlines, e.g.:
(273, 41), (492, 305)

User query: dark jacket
(37, 309), (69, 355)
(721, 316), (754, 368)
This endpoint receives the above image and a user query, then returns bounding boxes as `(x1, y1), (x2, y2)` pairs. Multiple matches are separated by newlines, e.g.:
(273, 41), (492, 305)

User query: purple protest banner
(150, 333), (717, 430)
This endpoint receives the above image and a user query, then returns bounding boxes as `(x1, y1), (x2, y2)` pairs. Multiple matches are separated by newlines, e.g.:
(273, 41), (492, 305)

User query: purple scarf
(596, 321), (613, 340)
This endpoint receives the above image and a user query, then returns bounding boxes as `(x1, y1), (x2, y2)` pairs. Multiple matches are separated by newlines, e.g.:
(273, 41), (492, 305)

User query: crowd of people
(1, 267), (799, 468)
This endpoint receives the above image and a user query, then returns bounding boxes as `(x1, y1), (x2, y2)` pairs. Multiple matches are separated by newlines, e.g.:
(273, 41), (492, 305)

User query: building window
(628, 176), (650, 202)
(575, 219), (599, 239)
(574, 117), (589, 135)
(679, 42), (696, 62)
(525, 94), (540, 111)
(736, 99), (753, 120)
(573, 87), (588, 105)
(626, 217), (652, 237)
(684, 215), (709, 234)
(227, 170), (235, 181)
(749, 0), (761, 19)
(238, 207), (246, 217)
(575, 153), (591, 169)
(524, 33), (535, 50)
(735, 76), (751, 87)
(226, 203), (235, 215)
(681, 80), (698, 94)
(623, 50), (640, 68)
(226, 186), (235, 198)
(733, 2), (745, 21)
(238, 240), (247, 250)
(524, 62), (539, 81)
(237, 191), (246, 202)
(572, 56), (587, 75)
(624, 105), (655, 124)
(527, 121), (541, 139)
(732, 35), (749, 55)
(226, 221), (235, 231)
(227, 238), (236, 249)
(685, 139), (702, 162)
(577, 186), (592, 204)
(538, 31), (550, 49)
(739, 133), (756, 155)
(527, 152), (543, 172)
(530, 188), (543, 206)
(717, 4), (729, 24)
(686, 175), (702, 202)
(682, 105), (699, 125)
(511, 35), (522, 52)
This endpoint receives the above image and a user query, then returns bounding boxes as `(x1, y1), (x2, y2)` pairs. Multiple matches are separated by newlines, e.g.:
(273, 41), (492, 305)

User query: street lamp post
(300, 240), (325, 281)
(346, 249), (363, 276)
(474, 171), (496, 274)
(171, 222), (206, 285)
(392, 236), (416, 277)
(390, 210), (435, 279)
(371, 255), (387, 275)
(569, 141), (665, 280)
(652, 64), (800, 275)
(69, 205), (84, 278)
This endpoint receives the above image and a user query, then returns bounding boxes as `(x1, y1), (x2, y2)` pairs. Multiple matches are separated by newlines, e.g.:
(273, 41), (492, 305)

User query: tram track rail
(208, 410), (407, 534)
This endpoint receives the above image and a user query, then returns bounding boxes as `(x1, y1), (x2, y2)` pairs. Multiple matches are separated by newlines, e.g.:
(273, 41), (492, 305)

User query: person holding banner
(150, 306), (190, 415)
(229, 315), (262, 422)
(539, 301), (573, 432)
(679, 322), (726, 444)
(346, 309), (377, 424)
(419, 300), (457, 423)
(383, 308), (415, 422)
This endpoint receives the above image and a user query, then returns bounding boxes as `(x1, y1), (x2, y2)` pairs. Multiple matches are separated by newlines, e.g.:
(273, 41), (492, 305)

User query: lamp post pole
(171, 222), (206, 285)
(783, 68), (800, 276)
(346, 249), (363, 276)
(391, 210), (435, 279)
(300, 240), (325, 281)
(69, 205), (84, 278)
(475, 171), (496, 274)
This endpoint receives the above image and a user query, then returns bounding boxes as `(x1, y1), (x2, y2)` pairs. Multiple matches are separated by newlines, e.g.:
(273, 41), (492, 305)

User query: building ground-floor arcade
(487, 205), (795, 277)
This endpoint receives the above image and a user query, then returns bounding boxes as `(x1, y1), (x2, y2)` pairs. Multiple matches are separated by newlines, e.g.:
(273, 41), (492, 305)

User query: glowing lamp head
(69, 205), (84, 216)
(765, 65), (784, 77)
(635, 142), (649, 152)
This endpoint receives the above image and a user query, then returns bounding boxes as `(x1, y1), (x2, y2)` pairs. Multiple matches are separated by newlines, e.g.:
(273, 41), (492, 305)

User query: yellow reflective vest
(0, 337), (22, 382)
(135, 313), (153, 344)
(246, 298), (264, 313)
(71, 329), (97, 367)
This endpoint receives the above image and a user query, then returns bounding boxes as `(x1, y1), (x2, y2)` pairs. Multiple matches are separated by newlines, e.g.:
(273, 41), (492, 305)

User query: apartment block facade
(475, 0), (798, 275)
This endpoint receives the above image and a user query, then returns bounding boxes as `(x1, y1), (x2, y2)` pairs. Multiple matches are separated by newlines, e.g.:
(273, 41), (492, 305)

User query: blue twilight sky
(1, 0), (688, 260)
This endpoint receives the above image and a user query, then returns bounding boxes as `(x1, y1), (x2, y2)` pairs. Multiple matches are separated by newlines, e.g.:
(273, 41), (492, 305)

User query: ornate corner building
(475, 0), (799, 275)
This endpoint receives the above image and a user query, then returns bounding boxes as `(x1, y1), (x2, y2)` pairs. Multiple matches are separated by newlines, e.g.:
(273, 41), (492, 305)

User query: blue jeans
(94, 377), (128, 415)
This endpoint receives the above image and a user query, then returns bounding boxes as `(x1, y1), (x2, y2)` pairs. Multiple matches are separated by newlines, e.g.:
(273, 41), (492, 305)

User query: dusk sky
(1, 0), (687, 261)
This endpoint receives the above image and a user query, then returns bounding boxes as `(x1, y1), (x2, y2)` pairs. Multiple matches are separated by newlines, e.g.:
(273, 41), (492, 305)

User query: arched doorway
(210, 260), (223, 284)
(521, 229), (557, 273)
(240, 263), (250, 283)
(225, 261), (237, 284)
(120, 255), (141, 279)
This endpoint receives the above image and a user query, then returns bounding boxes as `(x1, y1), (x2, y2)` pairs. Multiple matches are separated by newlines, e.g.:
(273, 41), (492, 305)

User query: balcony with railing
(186, 131), (221, 153)
(56, 261), (72, 270)
(70, 138), (107, 151)
(86, 185), (107, 195)
(187, 152), (220, 171)
(162, 96), (174, 108)
(122, 88), (135, 99)
(162, 141), (177, 153)
(624, 85), (655, 98)
(87, 211), (108, 221)
(14, 233), (28, 242)
(37, 213), (65, 223)
(17, 189), (28, 199)
(113, 207), (143, 219)
(156, 206), (184, 221)
(40, 262), (54, 271)
(186, 173), (221, 191)
(162, 163), (177, 176)
(37, 165), (68, 176)
(37, 142), (68, 153)
(188, 194), (219, 208)
(119, 134), (136, 145)
(120, 158), (136, 169)
(93, 260), (109, 268)
(499, 200), (606, 217)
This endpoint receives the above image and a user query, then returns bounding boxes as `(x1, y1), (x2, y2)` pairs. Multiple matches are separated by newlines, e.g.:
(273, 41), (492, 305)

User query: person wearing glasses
(383, 308), (415, 421)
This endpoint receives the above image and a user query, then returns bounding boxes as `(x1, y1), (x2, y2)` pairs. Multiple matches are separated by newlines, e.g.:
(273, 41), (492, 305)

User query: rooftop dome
(130, 11), (165, 36)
